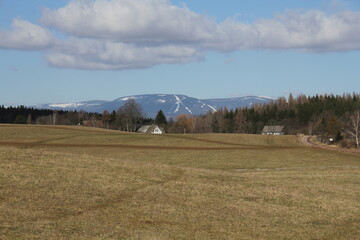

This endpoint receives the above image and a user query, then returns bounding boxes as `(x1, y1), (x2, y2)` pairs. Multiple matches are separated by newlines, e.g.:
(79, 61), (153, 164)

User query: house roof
(262, 126), (285, 133)
(137, 124), (164, 134)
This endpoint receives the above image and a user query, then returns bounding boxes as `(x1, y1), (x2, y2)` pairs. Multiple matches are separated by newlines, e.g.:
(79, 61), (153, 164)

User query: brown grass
(0, 125), (359, 239)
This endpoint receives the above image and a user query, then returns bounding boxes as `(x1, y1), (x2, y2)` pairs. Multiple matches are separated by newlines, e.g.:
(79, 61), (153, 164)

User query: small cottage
(137, 124), (165, 134)
(261, 126), (285, 135)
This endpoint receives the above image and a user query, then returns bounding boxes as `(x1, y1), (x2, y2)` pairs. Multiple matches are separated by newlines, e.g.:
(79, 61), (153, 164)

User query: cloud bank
(1, 0), (360, 70)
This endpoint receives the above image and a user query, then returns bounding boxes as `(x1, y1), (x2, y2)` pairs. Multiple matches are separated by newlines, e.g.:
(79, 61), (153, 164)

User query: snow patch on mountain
(259, 96), (275, 100)
(33, 94), (273, 118)
(173, 95), (181, 113)
(207, 104), (217, 112)
(119, 97), (135, 101)
(49, 103), (84, 108)
(185, 106), (193, 114)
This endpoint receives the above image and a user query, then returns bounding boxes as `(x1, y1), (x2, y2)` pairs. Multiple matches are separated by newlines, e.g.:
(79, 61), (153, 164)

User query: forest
(0, 105), (98, 126)
(1, 93), (360, 147)
(165, 93), (360, 147)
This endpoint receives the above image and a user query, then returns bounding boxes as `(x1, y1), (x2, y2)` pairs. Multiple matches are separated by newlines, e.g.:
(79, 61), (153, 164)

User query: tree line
(0, 105), (99, 125)
(0, 101), (155, 130)
(96, 94), (360, 147)
(164, 93), (360, 147)
(1, 93), (360, 147)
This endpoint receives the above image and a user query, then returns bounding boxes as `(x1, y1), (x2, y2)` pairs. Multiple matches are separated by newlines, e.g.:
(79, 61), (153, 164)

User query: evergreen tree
(14, 115), (27, 124)
(155, 110), (167, 126)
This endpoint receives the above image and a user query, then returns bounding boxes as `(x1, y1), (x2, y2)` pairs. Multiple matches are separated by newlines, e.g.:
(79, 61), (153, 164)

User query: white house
(261, 126), (285, 135)
(137, 124), (165, 134)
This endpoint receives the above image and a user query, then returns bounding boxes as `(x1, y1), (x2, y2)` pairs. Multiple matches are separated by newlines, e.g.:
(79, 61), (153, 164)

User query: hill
(34, 94), (273, 118)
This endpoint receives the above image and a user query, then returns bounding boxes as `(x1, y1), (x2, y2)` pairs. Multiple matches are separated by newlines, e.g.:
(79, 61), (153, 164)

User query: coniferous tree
(155, 110), (167, 127)
(14, 115), (27, 124)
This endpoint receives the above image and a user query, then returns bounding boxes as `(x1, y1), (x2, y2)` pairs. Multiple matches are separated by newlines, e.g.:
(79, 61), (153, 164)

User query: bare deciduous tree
(174, 114), (194, 134)
(344, 110), (360, 148)
(234, 111), (247, 133)
(51, 111), (57, 125)
(102, 110), (111, 129)
(117, 99), (144, 132)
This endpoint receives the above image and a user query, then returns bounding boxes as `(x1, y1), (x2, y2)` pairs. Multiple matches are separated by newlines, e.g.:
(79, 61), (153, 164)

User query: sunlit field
(1, 125), (359, 239)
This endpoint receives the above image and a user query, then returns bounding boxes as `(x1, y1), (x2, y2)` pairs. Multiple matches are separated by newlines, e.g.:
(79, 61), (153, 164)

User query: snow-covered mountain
(35, 94), (274, 118)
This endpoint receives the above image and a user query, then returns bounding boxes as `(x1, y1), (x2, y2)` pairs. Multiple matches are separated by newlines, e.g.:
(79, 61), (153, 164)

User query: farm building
(261, 126), (285, 135)
(137, 124), (165, 134)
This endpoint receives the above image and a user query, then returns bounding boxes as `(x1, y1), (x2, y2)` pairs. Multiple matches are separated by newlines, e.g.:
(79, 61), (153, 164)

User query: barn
(261, 126), (285, 135)
(137, 124), (165, 134)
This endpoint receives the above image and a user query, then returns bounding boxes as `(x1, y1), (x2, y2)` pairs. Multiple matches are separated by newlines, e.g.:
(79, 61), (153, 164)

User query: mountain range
(35, 94), (274, 118)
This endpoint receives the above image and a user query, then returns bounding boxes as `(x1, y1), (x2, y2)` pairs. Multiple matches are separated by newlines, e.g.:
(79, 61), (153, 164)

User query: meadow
(0, 125), (359, 239)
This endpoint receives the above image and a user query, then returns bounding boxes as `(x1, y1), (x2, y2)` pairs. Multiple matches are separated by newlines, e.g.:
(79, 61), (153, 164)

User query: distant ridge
(34, 94), (274, 118)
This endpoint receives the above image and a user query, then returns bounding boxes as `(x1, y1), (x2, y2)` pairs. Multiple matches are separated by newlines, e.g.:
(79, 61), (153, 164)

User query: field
(0, 125), (359, 239)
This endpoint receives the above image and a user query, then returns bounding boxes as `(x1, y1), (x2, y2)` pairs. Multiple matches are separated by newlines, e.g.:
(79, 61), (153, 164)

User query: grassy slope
(0, 125), (359, 239)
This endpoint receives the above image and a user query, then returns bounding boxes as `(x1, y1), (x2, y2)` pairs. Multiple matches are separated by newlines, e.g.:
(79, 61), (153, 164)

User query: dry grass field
(0, 124), (359, 239)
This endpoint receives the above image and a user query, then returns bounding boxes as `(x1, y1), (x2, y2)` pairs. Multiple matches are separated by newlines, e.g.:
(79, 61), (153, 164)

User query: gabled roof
(262, 126), (285, 133)
(137, 124), (165, 134)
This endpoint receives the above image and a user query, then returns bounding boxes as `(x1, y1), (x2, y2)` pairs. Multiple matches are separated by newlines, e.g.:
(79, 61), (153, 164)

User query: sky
(1, 0), (360, 106)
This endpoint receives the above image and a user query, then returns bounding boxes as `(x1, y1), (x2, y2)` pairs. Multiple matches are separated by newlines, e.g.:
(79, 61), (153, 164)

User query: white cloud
(40, 0), (360, 52)
(205, 10), (360, 52)
(47, 37), (203, 70)
(1, 0), (360, 70)
(41, 0), (216, 44)
(0, 19), (54, 50)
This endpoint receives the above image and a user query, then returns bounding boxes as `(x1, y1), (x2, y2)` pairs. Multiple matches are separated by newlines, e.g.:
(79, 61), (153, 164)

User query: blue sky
(1, 0), (360, 106)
